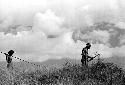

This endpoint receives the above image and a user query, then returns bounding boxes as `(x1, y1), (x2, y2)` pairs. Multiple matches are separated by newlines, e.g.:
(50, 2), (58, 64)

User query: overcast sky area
(0, 0), (125, 62)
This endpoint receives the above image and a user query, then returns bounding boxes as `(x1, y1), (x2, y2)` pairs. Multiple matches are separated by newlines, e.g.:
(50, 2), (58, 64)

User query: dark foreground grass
(1, 60), (125, 85)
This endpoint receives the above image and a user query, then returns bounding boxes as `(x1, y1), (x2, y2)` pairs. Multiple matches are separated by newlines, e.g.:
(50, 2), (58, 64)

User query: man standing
(4, 50), (14, 70)
(81, 43), (92, 66)
(4, 50), (14, 84)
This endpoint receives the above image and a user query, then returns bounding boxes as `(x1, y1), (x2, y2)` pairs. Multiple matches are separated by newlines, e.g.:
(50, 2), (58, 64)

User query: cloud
(33, 10), (66, 37)
(115, 22), (125, 29)
(0, 31), (48, 61)
(113, 46), (125, 57)
(120, 36), (125, 45)
(48, 31), (85, 59)
(0, 29), (82, 62)
(1, 0), (125, 30)
(87, 30), (110, 44)
(72, 29), (110, 45)
(1, 0), (125, 62)
(0, 0), (122, 30)
(0, 16), (14, 32)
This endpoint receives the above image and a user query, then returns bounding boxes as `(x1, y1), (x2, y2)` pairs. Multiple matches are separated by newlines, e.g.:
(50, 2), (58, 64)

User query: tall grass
(1, 60), (125, 85)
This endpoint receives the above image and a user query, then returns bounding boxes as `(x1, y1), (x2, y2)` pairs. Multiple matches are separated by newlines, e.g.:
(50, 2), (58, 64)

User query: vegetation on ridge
(0, 59), (125, 85)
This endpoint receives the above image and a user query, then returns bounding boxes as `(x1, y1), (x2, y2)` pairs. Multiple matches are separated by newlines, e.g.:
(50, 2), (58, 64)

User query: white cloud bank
(0, 0), (125, 62)
(33, 10), (65, 37)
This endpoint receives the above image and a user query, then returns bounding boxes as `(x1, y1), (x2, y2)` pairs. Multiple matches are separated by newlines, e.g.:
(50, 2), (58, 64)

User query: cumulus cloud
(0, 30), (83, 62)
(112, 46), (125, 57)
(120, 36), (125, 45)
(0, 16), (14, 32)
(72, 29), (110, 45)
(0, 0), (125, 62)
(115, 22), (125, 29)
(33, 10), (66, 37)
(90, 30), (110, 44)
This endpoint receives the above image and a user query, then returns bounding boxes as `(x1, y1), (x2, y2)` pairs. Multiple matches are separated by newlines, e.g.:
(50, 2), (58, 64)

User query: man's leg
(7, 63), (13, 70)
(7, 63), (14, 84)
(7, 63), (10, 68)
(81, 59), (84, 65)
(81, 59), (86, 66)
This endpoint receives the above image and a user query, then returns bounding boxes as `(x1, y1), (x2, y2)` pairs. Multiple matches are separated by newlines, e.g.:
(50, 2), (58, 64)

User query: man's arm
(88, 56), (94, 62)
(4, 53), (7, 55)
(81, 48), (85, 55)
(87, 56), (92, 58)
(88, 53), (99, 62)
(4, 53), (8, 61)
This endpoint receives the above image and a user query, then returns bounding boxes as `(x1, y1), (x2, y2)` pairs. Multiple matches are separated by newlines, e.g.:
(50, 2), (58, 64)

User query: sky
(0, 0), (125, 62)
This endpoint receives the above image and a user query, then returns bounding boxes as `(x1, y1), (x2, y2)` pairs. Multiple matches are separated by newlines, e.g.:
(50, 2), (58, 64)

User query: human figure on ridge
(4, 50), (14, 69)
(81, 43), (93, 66)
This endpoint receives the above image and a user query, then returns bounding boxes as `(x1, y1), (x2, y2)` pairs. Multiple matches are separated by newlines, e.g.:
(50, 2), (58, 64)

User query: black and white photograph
(0, 0), (125, 84)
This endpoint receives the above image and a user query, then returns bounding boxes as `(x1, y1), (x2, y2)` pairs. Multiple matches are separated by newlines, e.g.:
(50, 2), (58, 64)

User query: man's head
(86, 43), (91, 49)
(8, 50), (14, 56)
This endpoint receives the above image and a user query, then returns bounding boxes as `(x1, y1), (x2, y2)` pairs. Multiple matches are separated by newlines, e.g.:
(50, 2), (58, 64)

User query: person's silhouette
(4, 50), (14, 69)
(81, 43), (92, 66)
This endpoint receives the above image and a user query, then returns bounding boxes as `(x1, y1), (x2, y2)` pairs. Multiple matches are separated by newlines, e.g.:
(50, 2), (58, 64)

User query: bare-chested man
(4, 50), (14, 69)
(81, 43), (93, 66)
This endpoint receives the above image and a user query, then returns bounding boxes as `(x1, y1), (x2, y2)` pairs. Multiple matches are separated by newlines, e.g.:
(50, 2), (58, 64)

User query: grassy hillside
(34, 61), (125, 85)
(0, 58), (125, 85)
